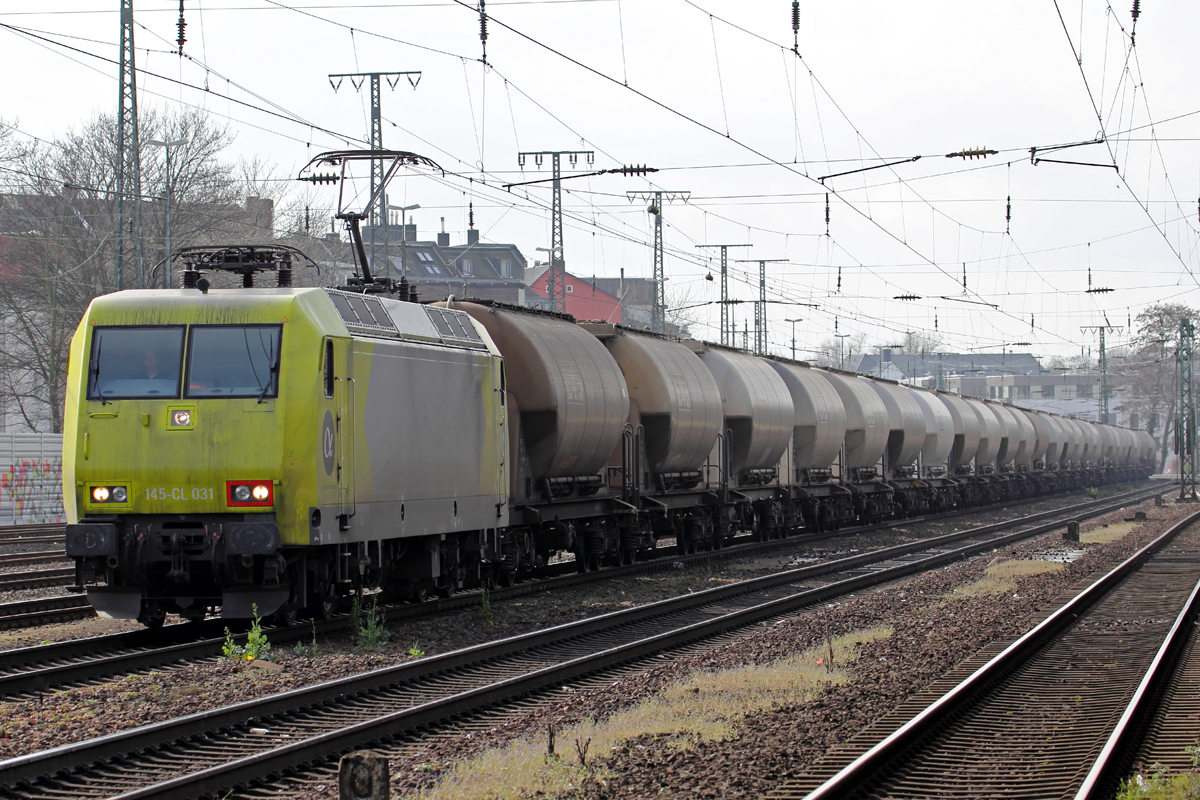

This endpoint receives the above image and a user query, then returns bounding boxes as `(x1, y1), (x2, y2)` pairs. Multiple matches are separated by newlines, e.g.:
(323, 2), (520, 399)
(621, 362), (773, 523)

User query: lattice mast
(698, 244), (750, 346)
(1081, 320), (1122, 424)
(627, 190), (689, 332)
(737, 259), (787, 354)
(328, 71), (421, 276)
(519, 150), (594, 314)
(115, 0), (144, 290)
(1180, 318), (1196, 501)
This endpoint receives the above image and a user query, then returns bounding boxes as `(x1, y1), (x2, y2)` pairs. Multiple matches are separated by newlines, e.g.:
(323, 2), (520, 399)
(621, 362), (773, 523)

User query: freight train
(63, 247), (1157, 627)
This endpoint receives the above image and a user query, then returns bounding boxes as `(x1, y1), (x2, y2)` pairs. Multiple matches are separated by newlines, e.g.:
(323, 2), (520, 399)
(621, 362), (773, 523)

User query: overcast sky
(2, 0), (1198, 361)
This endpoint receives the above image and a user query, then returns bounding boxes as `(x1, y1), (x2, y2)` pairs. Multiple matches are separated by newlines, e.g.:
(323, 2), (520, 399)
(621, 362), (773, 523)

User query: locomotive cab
(63, 286), (330, 627)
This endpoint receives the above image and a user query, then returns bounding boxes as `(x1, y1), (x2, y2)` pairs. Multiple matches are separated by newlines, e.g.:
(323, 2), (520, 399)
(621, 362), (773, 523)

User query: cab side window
(324, 340), (334, 398)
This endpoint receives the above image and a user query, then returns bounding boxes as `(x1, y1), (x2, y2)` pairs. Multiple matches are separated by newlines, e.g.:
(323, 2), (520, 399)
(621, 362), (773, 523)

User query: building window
(1078, 384), (1093, 398)
(417, 252), (434, 263)
(425, 264), (443, 275)
(566, 284), (574, 293)
(500, 259), (511, 277)
(461, 258), (473, 275)
(1018, 385), (1031, 399)
(988, 386), (996, 399)
(1042, 385), (1056, 399)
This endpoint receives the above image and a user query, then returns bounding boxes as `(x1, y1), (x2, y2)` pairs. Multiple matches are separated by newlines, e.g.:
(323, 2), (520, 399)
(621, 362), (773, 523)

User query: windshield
(186, 325), (281, 398)
(88, 327), (185, 400)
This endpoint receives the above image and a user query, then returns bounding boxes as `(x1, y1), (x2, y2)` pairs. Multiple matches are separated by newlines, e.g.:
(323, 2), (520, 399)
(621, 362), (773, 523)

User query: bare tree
(899, 329), (943, 356)
(0, 108), (278, 431)
(812, 332), (866, 370)
(1119, 302), (1195, 470)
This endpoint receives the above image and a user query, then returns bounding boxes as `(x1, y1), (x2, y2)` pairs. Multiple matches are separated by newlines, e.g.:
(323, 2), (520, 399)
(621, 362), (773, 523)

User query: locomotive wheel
(139, 608), (166, 630)
(311, 590), (338, 620)
(273, 607), (299, 627)
(410, 586), (429, 603)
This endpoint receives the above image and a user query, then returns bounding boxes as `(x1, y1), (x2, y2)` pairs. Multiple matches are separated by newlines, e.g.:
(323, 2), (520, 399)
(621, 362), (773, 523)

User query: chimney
(467, 228), (480, 245)
(883, 348), (892, 364)
(437, 216), (449, 247)
(403, 220), (417, 242)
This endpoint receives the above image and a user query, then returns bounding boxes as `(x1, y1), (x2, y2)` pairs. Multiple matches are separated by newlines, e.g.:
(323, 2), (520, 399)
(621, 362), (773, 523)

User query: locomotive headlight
(111, 486), (127, 503)
(227, 480), (273, 506)
(91, 486), (110, 502)
(171, 410), (191, 427)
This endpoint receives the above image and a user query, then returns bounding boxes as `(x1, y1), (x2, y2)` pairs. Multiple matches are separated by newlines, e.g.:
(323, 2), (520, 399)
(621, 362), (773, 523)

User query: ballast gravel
(296, 493), (1190, 800)
(0, 488), (1179, 796)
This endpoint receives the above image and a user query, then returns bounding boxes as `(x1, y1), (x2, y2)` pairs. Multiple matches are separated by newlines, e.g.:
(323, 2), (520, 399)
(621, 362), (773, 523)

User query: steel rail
(0, 568), (74, 593)
(1073, 556), (1200, 798)
(0, 552), (66, 568)
(801, 507), (1200, 800)
(0, 485), (1159, 702)
(0, 596), (92, 631)
(0, 488), (1161, 797)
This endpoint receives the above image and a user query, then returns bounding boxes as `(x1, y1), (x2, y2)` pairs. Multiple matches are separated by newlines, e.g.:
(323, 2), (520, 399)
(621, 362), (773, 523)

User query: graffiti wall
(0, 434), (64, 525)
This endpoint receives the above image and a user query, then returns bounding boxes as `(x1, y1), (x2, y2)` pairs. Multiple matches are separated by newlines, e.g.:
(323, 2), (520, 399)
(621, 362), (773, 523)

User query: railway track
(0, 486), (1159, 702)
(0, 525), (65, 544)
(0, 568), (74, 593)
(1074, 527), (1200, 798)
(0, 552), (67, 569)
(0, 486), (1165, 799)
(777, 508), (1200, 800)
(0, 596), (91, 632)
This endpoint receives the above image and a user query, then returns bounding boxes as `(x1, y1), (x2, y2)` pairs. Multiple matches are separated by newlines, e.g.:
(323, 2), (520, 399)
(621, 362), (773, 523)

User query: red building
(524, 265), (623, 323)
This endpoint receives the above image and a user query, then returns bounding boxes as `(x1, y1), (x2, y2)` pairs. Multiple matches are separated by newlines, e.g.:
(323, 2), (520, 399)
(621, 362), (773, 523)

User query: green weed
(352, 593), (391, 649)
(221, 604), (272, 662)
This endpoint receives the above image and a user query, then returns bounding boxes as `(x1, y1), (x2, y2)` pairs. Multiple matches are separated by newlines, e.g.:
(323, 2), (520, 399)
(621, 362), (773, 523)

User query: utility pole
(737, 258), (786, 355)
(1179, 318), (1196, 501)
(697, 243), (751, 346)
(1081, 321), (1122, 424)
(835, 333), (850, 370)
(329, 70), (421, 276)
(627, 189), (689, 333)
(115, 0), (144, 290)
(519, 150), (594, 313)
(786, 318), (802, 360)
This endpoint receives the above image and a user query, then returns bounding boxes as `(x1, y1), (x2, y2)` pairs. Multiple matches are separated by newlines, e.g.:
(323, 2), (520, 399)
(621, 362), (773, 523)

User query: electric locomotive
(64, 246), (508, 626)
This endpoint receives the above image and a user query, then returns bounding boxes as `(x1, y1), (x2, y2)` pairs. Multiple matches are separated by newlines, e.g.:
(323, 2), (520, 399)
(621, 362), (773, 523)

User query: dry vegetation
(407, 627), (893, 800)
(949, 558), (1064, 598)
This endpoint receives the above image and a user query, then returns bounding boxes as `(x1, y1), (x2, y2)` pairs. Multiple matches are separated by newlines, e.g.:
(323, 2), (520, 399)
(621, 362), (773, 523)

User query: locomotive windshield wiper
(89, 338), (107, 405)
(257, 338), (277, 404)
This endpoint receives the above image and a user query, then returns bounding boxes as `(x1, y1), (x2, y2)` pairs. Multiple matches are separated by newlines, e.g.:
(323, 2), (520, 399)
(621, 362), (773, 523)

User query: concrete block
(339, 750), (390, 800)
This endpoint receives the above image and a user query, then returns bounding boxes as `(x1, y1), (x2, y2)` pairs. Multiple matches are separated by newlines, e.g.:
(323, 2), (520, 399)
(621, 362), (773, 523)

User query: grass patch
(1118, 761), (1200, 799)
(406, 626), (892, 800)
(950, 559), (1063, 598)
(1081, 522), (1137, 545)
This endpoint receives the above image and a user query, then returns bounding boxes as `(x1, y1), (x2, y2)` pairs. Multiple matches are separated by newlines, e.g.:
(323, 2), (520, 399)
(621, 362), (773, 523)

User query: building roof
(855, 351), (1044, 379)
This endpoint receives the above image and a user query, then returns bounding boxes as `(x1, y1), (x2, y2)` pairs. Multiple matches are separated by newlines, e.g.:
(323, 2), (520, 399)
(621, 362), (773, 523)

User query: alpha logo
(322, 410), (336, 476)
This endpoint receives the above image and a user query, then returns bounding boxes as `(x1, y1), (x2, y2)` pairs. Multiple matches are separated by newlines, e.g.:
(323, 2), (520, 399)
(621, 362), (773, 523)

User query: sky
(1, 0), (1199, 362)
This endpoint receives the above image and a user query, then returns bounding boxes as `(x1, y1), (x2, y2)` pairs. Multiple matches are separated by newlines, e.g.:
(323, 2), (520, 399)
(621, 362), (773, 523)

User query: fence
(0, 434), (64, 525)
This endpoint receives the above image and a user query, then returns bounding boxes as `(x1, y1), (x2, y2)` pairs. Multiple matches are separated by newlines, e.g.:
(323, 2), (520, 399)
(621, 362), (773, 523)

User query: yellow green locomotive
(64, 246), (508, 626)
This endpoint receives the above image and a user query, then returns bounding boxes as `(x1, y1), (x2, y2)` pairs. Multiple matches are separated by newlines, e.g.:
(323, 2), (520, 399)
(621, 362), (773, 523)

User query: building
(523, 265), (623, 322)
(352, 220), (528, 304)
(854, 350), (1045, 383)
